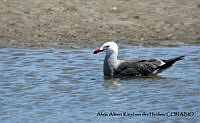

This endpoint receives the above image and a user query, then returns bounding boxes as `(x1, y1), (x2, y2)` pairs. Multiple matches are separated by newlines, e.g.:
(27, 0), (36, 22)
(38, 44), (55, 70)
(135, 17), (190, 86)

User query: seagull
(93, 42), (184, 76)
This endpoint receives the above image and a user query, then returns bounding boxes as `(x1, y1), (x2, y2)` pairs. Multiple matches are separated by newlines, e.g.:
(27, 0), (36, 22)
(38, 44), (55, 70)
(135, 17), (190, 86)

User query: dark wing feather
(114, 59), (162, 76)
(156, 56), (185, 71)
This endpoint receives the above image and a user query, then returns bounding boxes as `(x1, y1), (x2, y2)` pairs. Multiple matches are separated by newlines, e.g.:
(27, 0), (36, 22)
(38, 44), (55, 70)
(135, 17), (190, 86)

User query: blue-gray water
(0, 45), (199, 123)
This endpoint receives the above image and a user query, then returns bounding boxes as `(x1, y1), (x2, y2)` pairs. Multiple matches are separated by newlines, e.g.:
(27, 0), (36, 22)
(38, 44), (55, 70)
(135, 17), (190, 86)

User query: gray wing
(114, 59), (163, 76)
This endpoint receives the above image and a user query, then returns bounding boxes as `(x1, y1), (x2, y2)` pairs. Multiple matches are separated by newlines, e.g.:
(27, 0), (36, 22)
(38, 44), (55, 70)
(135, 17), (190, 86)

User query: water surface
(0, 45), (199, 122)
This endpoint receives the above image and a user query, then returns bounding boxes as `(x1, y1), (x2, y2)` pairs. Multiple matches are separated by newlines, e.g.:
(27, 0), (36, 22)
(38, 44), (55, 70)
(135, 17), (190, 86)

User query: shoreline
(0, 39), (199, 49)
(0, 0), (200, 48)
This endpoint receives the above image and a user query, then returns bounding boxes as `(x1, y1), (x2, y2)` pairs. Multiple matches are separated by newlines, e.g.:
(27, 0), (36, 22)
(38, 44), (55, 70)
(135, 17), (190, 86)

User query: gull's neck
(103, 51), (120, 76)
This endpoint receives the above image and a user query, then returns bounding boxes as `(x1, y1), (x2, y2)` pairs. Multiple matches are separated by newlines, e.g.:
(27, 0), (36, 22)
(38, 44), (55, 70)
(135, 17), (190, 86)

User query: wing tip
(175, 55), (185, 61)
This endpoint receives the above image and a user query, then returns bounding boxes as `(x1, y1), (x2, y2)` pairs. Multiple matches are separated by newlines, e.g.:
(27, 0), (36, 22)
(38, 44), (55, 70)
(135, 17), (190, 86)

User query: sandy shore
(0, 0), (200, 48)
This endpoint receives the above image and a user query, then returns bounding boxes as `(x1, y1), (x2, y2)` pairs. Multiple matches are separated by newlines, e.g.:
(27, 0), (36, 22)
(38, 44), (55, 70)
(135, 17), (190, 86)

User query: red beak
(93, 49), (103, 54)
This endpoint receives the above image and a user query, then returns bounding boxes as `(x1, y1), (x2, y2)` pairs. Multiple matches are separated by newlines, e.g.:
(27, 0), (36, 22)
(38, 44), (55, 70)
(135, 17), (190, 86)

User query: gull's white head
(93, 42), (118, 55)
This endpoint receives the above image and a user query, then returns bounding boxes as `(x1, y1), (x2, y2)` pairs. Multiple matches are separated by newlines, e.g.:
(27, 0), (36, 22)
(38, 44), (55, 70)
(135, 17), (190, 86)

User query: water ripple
(0, 46), (199, 122)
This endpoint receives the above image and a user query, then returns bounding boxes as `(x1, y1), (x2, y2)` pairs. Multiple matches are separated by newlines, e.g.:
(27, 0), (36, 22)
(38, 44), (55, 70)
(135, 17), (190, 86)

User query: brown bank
(0, 0), (200, 48)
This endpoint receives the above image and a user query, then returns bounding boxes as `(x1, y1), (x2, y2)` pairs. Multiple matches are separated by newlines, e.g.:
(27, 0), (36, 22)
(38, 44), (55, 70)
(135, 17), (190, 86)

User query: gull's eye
(106, 46), (109, 48)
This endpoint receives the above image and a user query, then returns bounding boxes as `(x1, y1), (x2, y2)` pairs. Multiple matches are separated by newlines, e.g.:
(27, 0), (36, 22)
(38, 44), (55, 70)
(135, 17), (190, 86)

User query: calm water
(0, 45), (199, 122)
